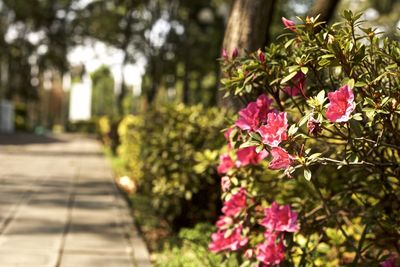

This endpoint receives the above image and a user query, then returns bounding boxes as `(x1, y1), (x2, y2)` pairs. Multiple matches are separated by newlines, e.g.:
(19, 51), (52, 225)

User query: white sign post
(0, 100), (15, 133)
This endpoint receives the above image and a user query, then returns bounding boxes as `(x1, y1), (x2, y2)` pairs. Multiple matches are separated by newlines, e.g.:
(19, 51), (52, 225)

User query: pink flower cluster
(235, 94), (272, 131)
(210, 197), (300, 266)
(257, 112), (288, 147)
(217, 94), (295, 193)
(256, 202), (299, 265)
(235, 94), (294, 171)
(209, 224), (248, 252)
(256, 233), (285, 266)
(221, 187), (247, 216)
(326, 84), (355, 122)
(209, 188), (249, 252)
(217, 146), (269, 176)
(261, 202), (299, 233)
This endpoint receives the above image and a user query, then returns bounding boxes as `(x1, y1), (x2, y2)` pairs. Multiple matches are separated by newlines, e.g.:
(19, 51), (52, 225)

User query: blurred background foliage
(0, 0), (399, 126)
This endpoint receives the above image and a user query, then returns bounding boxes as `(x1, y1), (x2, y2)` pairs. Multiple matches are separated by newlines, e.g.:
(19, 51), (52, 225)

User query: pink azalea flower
(256, 233), (285, 266)
(261, 202), (299, 233)
(326, 84), (355, 122)
(222, 187), (247, 217)
(282, 17), (296, 31)
(216, 215), (233, 230)
(236, 146), (269, 167)
(284, 72), (305, 96)
(380, 254), (397, 267)
(269, 147), (294, 170)
(221, 176), (231, 192)
(217, 153), (235, 174)
(235, 95), (272, 131)
(257, 112), (288, 147)
(235, 102), (260, 131)
(209, 225), (248, 252)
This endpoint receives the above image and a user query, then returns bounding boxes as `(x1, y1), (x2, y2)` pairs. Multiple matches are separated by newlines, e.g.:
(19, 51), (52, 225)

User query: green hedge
(117, 104), (229, 228)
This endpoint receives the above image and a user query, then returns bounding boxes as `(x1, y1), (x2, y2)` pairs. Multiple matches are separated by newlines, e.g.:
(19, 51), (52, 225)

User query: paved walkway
(0, 134), (152, 267)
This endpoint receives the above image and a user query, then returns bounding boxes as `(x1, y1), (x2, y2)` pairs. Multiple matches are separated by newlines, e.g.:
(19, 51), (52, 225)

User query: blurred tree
(171, 1), (226, 105)
(90, 65), (116, 117)
(0, 0), (79, 129)
(74, 0), (145, 114)
(140, 0), (228, 106)
(222, 0), (276, 54)
(310, 0), (341, 24)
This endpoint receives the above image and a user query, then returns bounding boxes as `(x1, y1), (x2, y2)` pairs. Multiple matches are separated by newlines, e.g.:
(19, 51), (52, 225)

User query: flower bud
(282, 17), (295, 31)
(258, 49), (266, 63)
(222, 48), (228, 60)
(232, 48), (238, 59)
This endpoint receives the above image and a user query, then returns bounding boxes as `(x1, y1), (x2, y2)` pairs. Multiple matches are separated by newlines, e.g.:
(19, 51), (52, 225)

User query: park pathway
(0, 134), (152, 267)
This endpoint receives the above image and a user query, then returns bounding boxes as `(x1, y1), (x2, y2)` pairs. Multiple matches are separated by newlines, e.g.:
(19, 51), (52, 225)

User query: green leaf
(304, 168), (312, 181)
(255, 145), (264, 153)
(380, 96), (390, 107)
(239, 140), (260, 148)
(284, 39), (295, 49)
(231, 177), (239, 186)
(299, 112), (311, 127)
(352, 113), (363, 121)
(300, 67), (309, 75)
(347, 79), (355, 89)
(280, 71), (298, 84)
(355, 81), (367, 87)
(308, 153), (322, 160)
(288, 124), (299, 136)
(363, 98), (375, 107)
(316, 90), (326, 105)
(248, 132), (261, 142)
(319, 54), (336, 59)
(362, 107), (376, 120)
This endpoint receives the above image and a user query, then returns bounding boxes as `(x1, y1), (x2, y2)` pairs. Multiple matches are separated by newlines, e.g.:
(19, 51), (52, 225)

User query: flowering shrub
(211, 11), (399, 266)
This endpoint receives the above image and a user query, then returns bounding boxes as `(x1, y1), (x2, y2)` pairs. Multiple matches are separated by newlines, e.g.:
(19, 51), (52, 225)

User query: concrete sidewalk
(0, 134), (152, 267)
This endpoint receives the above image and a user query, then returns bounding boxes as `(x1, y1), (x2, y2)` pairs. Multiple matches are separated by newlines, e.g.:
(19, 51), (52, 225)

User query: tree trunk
(117, 59), (126, 116)
(182, 58), (190, 104)
(146, 57), (158, 106)
(309, 0), (341, 23)
(222, 0), (276, 54)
